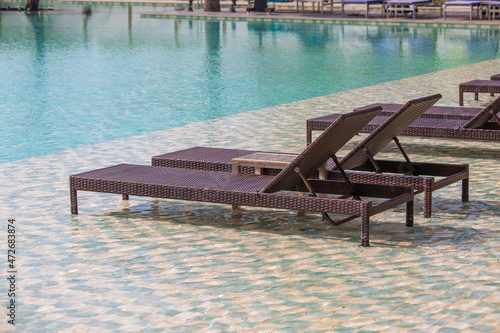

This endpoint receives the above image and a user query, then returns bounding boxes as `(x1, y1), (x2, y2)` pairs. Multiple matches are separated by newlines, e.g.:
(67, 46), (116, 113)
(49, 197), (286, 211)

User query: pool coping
(140, 10), (500, 29)
(2, 0), (500, 29)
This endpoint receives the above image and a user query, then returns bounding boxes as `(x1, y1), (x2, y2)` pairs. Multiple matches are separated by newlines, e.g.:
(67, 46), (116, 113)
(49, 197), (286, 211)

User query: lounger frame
(70, 107), (415, 247)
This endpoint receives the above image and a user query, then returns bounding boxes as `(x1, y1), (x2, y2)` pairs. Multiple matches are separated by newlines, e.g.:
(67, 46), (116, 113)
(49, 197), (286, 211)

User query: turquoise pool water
(1, 4), (499, 163)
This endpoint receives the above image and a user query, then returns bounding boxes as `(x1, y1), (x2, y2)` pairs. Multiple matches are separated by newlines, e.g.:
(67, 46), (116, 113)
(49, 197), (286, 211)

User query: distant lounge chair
(489, 2), (500, 20)
(70, 107), (417, 247)
(459, 80), (500, 105)
(153, 95), (469, 219)
(341, 0), (385, 18)
(385, 0), (439, 20)
(491, 74), (500, 80)
(443, 0), (484, 20)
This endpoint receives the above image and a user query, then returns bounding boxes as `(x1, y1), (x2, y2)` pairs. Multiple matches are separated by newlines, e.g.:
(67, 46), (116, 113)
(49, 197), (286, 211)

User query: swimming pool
(1, 3), (499, 163)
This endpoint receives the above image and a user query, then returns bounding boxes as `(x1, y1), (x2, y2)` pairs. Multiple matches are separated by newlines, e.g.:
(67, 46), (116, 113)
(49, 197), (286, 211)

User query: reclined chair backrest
(262, 106), (382, 193)
(463, 95), (500, 129)
(339, 94), (442, 170)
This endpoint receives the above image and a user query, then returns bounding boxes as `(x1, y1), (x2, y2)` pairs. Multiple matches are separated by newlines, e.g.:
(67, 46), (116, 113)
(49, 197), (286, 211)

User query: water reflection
(26, 11), (45, 67)
(1, 5), (499, 163)
(203, 20), (223, 117)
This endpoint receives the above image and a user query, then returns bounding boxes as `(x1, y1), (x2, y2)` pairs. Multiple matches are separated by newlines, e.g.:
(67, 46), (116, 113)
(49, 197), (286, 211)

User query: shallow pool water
(1, 4), (499, 162)
(1, 59), (499, 332)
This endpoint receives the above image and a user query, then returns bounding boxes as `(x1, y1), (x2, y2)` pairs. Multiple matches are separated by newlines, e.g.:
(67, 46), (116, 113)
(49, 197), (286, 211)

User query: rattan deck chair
(154, 94), (468, 219)
(308, 94), (500, 142)
(303, 94), (469, 217)
(353, 95), (500, 123)
(70, 107), (415, 247)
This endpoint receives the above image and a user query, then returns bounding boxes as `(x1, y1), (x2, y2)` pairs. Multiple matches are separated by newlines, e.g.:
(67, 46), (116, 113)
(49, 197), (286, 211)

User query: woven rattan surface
(368, 116), (468, 129)
(338, 94), (442, 170)
(72, 164), (273, 192)
(362, 95), (500, 135)
(354, 103), (485, 120)
(365, 123), (500, 140)
(463, 95), (500, 129)
(461, 79), (500, 89)
(262, 106), (382, 193)
(153, 146), (267, 174)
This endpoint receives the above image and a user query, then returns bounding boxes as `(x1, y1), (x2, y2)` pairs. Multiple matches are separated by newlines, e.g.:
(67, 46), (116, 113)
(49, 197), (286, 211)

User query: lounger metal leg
(493, 112), (500, 126)
(360, 208), (370, 247)
(406, 200), (414, 227)
(424, 188), (432, 219)
(363, 148), (382, 173)
(393, 137), (418, 176)
(474, 92), (478, 101)
(462, 178), (469, 203)
(422, 177), (434, 219)
(71, 189), (78, 214)
(306, 127), (313, 145)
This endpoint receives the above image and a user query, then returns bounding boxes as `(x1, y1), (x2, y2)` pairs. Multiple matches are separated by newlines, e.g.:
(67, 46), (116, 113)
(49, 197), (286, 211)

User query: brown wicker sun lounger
(308, 94), (500, 142)
(70, 107), (415, 247)
(353, 95), (500, 123)
(302, 94), (470, 217)
(459, 79), (500, 106)
(491, 74), (500, 80)
(153, 95), (468, 219)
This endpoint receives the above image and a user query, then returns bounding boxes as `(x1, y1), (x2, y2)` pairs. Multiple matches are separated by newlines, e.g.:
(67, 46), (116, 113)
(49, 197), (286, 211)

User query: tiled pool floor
(0, 59), (499, 332)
